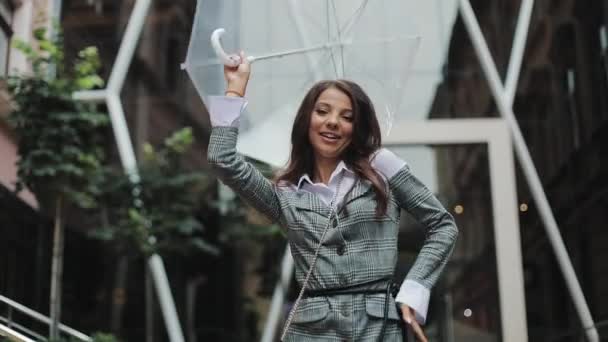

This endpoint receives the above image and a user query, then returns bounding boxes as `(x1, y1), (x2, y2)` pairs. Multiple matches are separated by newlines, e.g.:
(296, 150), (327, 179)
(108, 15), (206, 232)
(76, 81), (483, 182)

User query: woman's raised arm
(206, 52), (283, 224)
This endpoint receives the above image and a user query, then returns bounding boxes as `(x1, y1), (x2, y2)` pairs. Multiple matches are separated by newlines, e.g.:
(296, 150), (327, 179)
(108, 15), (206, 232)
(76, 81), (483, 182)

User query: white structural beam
(458, 1), (599, 341)
(73, 1), (185, 341)
(262, 118), (527, 342)
(504, 0), (534, 106)
(260, 246), (294, 342)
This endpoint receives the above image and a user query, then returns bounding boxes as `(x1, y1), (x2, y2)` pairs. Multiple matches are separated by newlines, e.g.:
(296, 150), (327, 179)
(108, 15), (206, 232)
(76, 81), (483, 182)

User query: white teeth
(320, 132), (339, 139)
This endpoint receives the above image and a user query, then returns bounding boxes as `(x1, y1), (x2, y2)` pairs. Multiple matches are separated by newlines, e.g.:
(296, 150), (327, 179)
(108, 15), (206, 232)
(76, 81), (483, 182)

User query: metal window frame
(385, 118), (526, 342)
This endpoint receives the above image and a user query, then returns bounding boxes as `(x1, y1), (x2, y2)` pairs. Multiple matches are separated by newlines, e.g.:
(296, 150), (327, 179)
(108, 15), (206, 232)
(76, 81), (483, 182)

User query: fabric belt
(303, 278), (395, 298)
(301, 278), (402, 341)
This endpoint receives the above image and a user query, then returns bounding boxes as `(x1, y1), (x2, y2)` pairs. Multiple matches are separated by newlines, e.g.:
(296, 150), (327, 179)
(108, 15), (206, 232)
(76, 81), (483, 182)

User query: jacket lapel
(293, 189), (332, 217)
(292, 176), (373, 216)
(343, 178), (373, 206)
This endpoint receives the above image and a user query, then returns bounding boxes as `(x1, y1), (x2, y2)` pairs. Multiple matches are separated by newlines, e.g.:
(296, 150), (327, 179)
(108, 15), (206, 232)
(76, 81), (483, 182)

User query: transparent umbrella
(182, 0), (420, 166)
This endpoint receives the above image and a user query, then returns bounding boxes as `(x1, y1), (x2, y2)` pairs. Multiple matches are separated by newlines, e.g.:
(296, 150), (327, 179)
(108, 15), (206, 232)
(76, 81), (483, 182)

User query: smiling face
(308, 87), (354, 164)
(280, 80), (388, 214)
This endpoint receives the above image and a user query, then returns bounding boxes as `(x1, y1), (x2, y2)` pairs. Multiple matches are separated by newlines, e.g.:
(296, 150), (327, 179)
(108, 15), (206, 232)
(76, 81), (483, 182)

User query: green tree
(90, 127), (219, 257)
(3, 26), (108, 339)
(87, 128), (222, 338)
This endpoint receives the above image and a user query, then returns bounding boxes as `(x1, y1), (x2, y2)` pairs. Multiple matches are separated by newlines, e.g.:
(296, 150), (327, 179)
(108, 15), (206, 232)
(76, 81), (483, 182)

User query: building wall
(1, 0), (58, 206)
(430, 0), (608, 339)
(0, 122), (37, 206)
(0, 0), (55, 326)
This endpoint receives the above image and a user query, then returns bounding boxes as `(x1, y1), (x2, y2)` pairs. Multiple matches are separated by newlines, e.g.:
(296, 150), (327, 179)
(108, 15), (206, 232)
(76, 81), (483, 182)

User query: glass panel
(390, 144), (502, 342)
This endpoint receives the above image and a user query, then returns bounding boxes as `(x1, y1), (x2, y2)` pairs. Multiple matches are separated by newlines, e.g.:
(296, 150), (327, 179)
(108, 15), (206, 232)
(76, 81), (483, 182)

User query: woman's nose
(325, 113), (339, 128)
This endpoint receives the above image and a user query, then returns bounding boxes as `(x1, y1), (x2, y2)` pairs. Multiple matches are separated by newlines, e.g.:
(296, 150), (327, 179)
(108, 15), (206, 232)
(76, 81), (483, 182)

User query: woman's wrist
(225, 88), (244, 97)
(225, 80), (247, 97)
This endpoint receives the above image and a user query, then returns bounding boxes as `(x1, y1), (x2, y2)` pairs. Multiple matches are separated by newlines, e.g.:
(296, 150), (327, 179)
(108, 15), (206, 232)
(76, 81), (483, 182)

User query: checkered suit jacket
(208, 126), (458, 341)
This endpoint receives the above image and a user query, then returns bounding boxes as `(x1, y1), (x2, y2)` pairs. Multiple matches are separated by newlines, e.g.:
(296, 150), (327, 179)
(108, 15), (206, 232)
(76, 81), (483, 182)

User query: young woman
(207, 52), (458, 341)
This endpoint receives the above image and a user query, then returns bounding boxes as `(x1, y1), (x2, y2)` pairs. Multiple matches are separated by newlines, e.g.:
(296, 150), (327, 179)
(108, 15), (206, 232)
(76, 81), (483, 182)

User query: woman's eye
(342, 114), (354, 121)
(315, 109), (328, 115)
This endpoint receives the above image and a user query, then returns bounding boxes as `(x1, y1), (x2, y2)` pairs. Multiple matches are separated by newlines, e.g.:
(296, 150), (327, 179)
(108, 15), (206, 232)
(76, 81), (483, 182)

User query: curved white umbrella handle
(211, 28), (254, 67)
(211, 27), (347, 67)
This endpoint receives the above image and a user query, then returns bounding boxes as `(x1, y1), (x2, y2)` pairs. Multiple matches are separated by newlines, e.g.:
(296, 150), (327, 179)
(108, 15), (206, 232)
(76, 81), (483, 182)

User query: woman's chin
(314, 149), (344, 161)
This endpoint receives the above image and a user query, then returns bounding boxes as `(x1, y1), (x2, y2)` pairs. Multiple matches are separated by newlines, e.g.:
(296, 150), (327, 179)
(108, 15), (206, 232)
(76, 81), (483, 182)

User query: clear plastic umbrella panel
(183, 0), (420, 166)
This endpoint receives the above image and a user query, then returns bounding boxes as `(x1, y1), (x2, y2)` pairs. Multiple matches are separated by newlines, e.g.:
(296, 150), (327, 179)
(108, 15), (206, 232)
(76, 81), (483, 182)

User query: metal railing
(0, 323), (36, 342)
(0, 316), (45, 341)
(0, 295), (91, 341)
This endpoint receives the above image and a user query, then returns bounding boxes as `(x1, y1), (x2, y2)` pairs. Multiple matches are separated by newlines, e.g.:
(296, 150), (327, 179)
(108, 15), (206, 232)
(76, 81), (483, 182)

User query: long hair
(276, 80), (388, 216)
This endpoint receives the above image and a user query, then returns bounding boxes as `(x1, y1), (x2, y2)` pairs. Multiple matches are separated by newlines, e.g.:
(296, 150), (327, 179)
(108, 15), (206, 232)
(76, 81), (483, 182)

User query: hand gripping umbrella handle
(211, 28), (254, 67)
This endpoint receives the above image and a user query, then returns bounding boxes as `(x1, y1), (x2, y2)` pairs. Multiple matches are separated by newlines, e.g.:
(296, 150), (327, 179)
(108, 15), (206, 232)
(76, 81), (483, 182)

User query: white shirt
(296, 161), (356, 208)
(208, 95), (431, 324)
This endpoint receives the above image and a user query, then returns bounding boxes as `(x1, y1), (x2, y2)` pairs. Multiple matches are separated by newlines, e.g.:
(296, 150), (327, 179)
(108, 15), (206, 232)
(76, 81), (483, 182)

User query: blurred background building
(0, 0), (606, 341)
(429, 1), (608, 340)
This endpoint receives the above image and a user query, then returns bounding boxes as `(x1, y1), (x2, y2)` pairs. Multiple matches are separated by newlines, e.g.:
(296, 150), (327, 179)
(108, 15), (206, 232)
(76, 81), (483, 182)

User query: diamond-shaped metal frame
(72, 1), (185, 341)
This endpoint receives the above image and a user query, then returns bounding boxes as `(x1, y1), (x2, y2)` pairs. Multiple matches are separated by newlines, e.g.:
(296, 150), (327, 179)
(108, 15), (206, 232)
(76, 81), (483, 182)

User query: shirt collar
(297, 161), (353, 189)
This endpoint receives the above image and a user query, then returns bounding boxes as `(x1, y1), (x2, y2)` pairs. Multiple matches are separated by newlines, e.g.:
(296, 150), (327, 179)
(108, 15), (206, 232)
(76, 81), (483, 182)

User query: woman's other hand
(224, 51), (250, 97)
(400, 304), (428, 342)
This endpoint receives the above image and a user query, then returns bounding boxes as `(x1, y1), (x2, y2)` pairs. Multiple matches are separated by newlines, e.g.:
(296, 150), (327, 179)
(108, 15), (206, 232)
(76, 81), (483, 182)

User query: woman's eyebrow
(315, 102), (352, 112)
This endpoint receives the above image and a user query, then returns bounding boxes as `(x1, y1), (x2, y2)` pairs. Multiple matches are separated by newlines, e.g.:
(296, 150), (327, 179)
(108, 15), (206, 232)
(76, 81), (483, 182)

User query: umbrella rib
(330, 0), (346, 77)
(339, 0), (369, 37)
(327, 0), (339, 77)
(250, 43), (340, 63)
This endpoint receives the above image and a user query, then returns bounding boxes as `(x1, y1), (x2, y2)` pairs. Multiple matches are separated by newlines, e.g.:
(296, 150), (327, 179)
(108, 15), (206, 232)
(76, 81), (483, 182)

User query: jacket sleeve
(372, 148), (459, 324)
(206, 97), (283, 224)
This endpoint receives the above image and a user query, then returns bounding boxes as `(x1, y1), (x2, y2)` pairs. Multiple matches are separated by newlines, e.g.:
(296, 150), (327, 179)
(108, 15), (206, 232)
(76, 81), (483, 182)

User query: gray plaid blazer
(208, 127), (458, 341)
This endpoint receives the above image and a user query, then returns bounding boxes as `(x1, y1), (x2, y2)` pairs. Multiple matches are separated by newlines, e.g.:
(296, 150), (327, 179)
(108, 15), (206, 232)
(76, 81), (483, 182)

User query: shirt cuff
(207, 95), (248, 127)
(394, 279), (430, 325)
(370, 148), (407, 179)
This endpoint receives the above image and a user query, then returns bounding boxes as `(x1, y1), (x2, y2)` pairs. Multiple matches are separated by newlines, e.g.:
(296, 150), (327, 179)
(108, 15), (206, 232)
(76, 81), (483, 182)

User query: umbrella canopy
(183, 0), (420, 166)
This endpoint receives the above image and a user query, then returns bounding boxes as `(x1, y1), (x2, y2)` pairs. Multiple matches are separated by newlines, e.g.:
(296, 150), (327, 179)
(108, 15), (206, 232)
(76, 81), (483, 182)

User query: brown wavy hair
(276, 80), (388, 215)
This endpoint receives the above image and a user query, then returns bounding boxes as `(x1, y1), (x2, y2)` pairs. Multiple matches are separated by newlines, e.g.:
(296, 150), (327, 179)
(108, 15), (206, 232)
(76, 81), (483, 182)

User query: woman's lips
(319, 132), (340, 141)
(319, 132), (341, 144)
